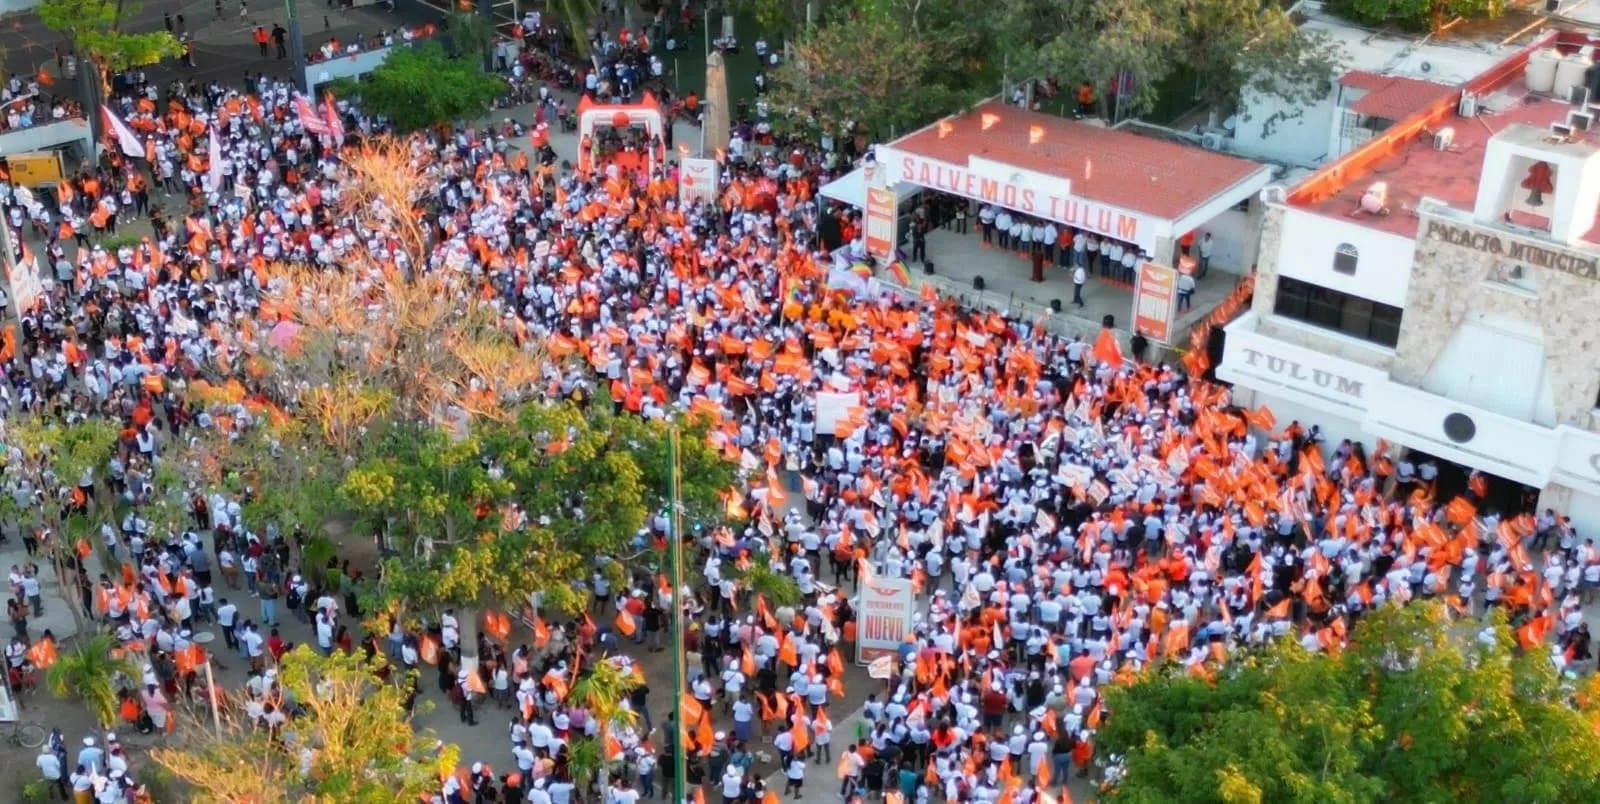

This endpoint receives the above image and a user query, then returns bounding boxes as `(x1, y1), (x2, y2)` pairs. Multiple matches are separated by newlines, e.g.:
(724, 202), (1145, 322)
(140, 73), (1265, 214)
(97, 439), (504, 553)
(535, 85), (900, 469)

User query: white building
(1217, 29), (1600, 537)
(1228, 3), (1520, 168)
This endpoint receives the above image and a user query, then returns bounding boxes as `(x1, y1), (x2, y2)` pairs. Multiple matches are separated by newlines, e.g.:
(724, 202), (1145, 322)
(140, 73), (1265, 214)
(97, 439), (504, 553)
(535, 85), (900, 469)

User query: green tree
(728, 563), (802, 608)
(333, 42), (504, 131)
(770, 2), (993, 140)
(8, 417), (120, 630)
(991, 0), (1340, 119)
(362, 402), (733, 651)
(151, 645), (458, 803)
(1178, 0), (1344, 113)
(37, 0), (181, 90)
(545, 0), (599, 55)
(45, 634), (137, 728)
(1098, 603), (1600, 803)
(1335, 0), (1503, 34)
(568, 657), (642, 794)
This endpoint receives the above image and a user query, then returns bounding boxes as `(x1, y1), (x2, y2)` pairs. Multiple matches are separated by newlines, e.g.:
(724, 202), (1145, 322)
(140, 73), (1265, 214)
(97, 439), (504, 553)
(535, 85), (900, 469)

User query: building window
(1333, 244), (1358, 275)
(1273, 276), (1401, 347)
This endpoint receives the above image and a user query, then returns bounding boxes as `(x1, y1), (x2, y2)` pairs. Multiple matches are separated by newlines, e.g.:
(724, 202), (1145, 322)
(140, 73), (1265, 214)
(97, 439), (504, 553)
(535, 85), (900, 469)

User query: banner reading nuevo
(855, 573), (915, 665)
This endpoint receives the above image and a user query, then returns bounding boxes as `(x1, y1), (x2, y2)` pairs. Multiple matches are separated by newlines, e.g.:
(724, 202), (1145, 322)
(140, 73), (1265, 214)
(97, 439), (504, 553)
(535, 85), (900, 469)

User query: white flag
(100, 104), (144, 158)
(206, 124), (225, 192)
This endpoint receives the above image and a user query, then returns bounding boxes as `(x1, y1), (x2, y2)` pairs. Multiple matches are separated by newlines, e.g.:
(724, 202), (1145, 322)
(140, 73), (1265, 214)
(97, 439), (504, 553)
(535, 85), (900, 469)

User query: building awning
(818, 165), (920, 209)
(877, 100), (1273, 253)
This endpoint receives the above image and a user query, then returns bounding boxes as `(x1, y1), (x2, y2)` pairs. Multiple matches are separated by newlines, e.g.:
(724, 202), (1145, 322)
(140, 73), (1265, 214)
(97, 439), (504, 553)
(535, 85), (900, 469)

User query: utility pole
(285, 0), (308, 92)
(668, 427), (687, 804)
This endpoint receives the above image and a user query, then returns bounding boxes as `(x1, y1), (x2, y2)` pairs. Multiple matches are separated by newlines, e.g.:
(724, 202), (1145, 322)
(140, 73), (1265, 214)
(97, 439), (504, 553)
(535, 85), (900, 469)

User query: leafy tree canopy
(1332, 0), (1503, 34)
(352, 401), (734, 620)
(769, 0), (996, 140)
(990, 0), (1341, 118)
(152, 646), (456, 803)
(1098, 604), (1600, 804)
(333, 42), (503, 131)
(38, 0), (182, 72)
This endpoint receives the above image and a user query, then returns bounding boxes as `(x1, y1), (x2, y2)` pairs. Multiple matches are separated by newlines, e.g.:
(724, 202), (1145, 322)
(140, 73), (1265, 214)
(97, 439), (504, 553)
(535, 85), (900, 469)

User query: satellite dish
(1420, 61), (1433, 73)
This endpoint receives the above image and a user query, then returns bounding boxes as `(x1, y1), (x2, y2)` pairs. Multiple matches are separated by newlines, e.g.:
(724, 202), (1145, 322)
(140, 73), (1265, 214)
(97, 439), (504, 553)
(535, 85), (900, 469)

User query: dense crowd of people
(0, 24), (1589, 801)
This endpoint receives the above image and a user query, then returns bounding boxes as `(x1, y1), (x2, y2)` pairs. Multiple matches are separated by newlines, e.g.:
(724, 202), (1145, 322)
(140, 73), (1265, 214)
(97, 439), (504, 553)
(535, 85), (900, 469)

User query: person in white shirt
(36, 748), (65, 800)
(994, 210), (1013, 251)
(1197, 232), (1214, 277)
(1176, 272), (1196, 311)
(1072, 264), (1087, 308)
(783, 755), (807, 796)
(720, 763), (743, 804)
(1104, 241), (1123, 279)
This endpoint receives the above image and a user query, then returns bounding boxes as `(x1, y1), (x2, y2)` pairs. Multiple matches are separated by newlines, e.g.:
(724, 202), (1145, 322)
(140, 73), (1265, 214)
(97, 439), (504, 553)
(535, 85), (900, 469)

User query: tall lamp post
(667, 427), (687, 804)
(285, 0), (308, 91)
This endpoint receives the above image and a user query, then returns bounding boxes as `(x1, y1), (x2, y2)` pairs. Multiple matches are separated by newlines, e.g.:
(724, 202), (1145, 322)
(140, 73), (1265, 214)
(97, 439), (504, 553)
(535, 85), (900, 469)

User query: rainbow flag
(783, 276), (802, 303)
(888, 261), (912, 285)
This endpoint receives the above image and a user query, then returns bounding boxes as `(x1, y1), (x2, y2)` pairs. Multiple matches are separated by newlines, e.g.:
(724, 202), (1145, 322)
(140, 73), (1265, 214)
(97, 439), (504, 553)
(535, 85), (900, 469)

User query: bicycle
(3, 720), (48, 749)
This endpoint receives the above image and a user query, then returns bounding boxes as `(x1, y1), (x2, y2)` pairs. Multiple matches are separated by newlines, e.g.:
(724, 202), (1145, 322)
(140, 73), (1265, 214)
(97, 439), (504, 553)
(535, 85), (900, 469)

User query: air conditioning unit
(1569, 110), (1594, 130)
(1552, 122), (1575, 139)
(1200, 132), (1225, 150)
(1458, 93), (1478, 117)
(1361, 182), (1389, 213)
(1434, 127), (1456, 150)
(1569, 84), (1591, 106)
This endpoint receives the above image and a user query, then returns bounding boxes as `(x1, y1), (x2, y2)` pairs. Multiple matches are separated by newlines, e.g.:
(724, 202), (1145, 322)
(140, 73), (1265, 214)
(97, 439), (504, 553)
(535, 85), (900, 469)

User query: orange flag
(791, 721), (810, 754)
(682, 693), (707, 725)
(616, 610), (638, 636)
(26, 638), (57, 669)
(695, 713), (715, 755)
(766, 467), (790, 509)
(1090, 328), (1123, 368)
(484, 610), (512, 641)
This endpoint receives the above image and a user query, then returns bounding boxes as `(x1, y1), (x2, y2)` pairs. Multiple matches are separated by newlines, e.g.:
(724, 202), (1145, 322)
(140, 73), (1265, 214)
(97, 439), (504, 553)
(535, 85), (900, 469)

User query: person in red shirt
(267, 627), (289, 662)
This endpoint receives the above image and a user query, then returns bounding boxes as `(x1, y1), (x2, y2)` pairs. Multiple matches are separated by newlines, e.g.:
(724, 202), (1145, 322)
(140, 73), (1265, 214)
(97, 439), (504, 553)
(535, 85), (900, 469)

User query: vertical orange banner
(865, 187), (898, 260)
(1133, 261), (1178, 343)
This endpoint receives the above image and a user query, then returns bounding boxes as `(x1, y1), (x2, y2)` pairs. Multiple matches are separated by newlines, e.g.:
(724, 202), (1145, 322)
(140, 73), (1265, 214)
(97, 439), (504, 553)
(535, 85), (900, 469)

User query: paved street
(0, 0), (439, 88)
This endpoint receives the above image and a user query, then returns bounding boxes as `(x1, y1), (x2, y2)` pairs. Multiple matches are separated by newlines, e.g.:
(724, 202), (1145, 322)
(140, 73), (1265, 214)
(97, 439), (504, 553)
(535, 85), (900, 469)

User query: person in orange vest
(254, 25), (269, 57)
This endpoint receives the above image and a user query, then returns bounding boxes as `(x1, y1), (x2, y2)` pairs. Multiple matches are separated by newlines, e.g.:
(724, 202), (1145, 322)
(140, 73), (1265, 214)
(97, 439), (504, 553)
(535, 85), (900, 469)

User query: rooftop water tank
(1554, 51), (1592, 101)
(1527, 49), (1560, 94)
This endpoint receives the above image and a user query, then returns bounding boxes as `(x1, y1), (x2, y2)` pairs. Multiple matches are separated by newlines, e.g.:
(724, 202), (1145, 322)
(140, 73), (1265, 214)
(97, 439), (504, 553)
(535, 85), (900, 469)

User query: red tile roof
(889, 100), (1265, 219)
(1339, 70), (1390, 90)
(1295, 32), (1600, 243)
(1347, 74), (1459, 121)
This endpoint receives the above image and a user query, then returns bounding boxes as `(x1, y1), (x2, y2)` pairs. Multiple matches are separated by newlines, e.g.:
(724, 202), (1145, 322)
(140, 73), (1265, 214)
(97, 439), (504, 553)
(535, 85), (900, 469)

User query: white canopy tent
(818, 165), (921, 209)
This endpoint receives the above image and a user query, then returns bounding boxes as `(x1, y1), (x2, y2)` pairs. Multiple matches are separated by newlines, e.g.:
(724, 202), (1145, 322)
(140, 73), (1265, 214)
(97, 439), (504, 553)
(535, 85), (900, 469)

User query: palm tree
(545, 0), (599, 57)
(728, 563), (802, 608)
(46, 633), (138, 727)
(568, 657), (642, 797)
(567, 736), (605, 797)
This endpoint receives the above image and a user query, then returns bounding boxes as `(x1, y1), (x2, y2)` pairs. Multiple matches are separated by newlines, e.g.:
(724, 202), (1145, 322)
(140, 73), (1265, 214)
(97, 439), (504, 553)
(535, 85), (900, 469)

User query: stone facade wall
(1398, 209), (1600, 429)
(1251, 205), (1283, 318)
